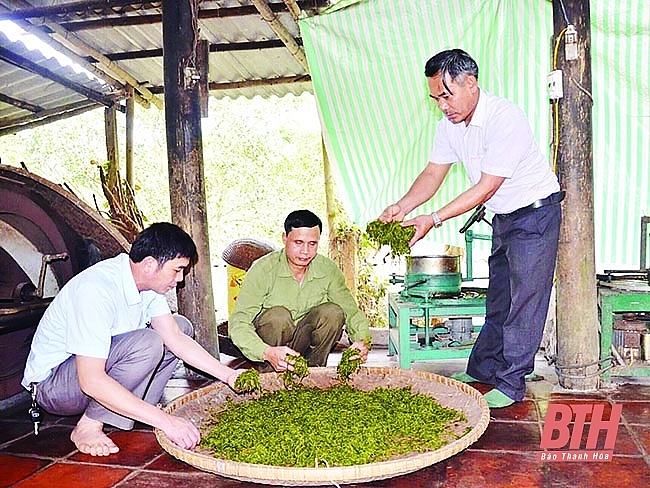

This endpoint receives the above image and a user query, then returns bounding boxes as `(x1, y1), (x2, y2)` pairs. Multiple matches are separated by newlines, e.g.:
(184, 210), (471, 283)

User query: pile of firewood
(97, 161), (144, 243)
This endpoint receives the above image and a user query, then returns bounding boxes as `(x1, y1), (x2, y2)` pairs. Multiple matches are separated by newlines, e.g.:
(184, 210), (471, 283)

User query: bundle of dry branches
(97, 162), (144, 243)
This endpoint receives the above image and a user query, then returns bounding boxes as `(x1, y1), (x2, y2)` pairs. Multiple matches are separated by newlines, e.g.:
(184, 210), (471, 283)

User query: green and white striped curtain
(300, 0), (650, 270)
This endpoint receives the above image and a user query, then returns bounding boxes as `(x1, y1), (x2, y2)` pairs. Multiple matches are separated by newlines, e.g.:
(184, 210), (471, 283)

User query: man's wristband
(431, 211), (443, 228)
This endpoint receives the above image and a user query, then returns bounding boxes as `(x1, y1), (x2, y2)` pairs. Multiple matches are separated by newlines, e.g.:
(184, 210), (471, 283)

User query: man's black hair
(424, 49), (479, 95)
(129, 222), (197, 266)
(284, 209), (323, 235)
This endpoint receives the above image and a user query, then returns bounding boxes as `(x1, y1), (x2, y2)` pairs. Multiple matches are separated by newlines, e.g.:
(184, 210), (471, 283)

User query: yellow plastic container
(226, 264), (247, 316)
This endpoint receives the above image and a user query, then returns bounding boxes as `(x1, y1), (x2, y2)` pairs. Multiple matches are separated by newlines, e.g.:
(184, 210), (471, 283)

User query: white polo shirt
(22, 253), (170, 387)
(429, 89), (560, 214)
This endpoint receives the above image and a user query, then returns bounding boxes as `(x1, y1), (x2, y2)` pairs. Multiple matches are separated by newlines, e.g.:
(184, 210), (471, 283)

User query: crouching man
(22, 222), (243, 456)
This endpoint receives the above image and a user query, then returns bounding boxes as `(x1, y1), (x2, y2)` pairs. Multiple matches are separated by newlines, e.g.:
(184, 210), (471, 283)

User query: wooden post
(197, 39), (209, 118)
(125, 86), (134, 188)
(162, 0), (219, 356)
(553, 0), (599, 390)
(324, 137), (357, 292)
(104, 105), (119, 189)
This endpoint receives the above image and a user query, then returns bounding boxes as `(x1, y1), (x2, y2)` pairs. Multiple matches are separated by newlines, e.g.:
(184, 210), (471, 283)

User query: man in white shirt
(23, 222), (243, 455)
(380, 49), (562, 408)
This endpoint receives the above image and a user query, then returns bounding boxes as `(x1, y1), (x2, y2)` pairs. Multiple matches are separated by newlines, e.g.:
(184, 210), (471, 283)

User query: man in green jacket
(229, 209), (370, 371)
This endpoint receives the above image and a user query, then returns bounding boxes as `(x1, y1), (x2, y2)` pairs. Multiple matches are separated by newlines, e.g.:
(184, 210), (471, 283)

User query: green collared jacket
(228, 249), (370, 362)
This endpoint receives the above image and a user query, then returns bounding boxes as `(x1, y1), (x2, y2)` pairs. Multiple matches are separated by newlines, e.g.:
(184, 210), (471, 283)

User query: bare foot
(70, 414), (119, 456)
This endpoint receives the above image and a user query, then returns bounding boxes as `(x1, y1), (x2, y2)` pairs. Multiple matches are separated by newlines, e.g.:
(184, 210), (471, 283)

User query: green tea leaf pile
(365, 220), (415, 258)
(200, 385), (467, 467)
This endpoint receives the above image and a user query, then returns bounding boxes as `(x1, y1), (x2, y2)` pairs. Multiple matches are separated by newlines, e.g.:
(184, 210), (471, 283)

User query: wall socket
(547, 70), (563, 100)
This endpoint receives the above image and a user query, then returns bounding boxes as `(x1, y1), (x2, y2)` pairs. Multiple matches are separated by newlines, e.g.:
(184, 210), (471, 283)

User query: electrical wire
(551, 27), (567, 173)
(557, 0), (571, 26)
(570, 76), (594, 102)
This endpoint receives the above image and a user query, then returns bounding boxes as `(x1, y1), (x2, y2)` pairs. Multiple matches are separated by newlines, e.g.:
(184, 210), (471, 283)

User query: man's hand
(378, 203), (405, 223)
(262, 345), (299, 371)
(163, 413), (201, 450)
(225, 369), (245, 390)
(349, 341), (370, 363)
(402, 214), (435, 247)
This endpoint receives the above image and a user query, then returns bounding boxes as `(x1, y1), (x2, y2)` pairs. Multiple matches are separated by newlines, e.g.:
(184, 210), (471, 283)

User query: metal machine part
(597, 216), (650, 286)
(612, 313), (650, 362)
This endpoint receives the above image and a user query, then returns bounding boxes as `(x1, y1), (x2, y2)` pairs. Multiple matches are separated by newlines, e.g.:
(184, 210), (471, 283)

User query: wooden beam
(9, 18), (127, 95)
(103, 39), (300, 62)
(28, 18), (164, 110)
(0, 100), (100, 136)
(208, 75), (311, 90)
(0, 1), (329, 27)
(0, 0), (153, 21)
(3, 0), (161, 109)
(0, 45), (117, 107)
(0, 92), (44, 113)
(282, 0), (302, 21)
(146, 74), (312, 95)
(250, 0), (309, 71)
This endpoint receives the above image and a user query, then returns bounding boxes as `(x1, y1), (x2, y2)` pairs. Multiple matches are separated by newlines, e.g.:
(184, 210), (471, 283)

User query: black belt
(504, 191), (565, 218)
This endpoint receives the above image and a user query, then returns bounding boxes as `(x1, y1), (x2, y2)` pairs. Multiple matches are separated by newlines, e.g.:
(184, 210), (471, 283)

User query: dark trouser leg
(289, 303), (344, 367)
(254, 304), (344, 367)
(36, 315), (193, 430)
(467, 204), (561, 401)
(254, 307), (296, 370)
(466, 233), (510, 385)
(255, 306), (297, 346)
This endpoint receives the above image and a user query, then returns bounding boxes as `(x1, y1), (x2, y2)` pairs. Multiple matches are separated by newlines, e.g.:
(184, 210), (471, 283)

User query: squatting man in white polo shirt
(23, 222), (244, 456)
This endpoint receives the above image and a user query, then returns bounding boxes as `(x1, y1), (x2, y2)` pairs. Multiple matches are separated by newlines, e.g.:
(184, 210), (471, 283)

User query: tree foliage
(0, 93), (327, 261)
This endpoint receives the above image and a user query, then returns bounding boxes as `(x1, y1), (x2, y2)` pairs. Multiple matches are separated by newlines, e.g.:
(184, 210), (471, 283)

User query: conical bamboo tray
(155, 367), (489, 485)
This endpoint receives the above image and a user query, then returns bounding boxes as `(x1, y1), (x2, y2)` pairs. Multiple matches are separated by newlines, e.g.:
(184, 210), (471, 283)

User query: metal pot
(404, 255), (462, 298)
(407, 255), (461, 275)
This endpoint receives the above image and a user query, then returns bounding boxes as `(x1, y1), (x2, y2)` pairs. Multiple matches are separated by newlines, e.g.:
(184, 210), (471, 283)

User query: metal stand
(598, 281), (650, 379)
(388, 292), (486, 369)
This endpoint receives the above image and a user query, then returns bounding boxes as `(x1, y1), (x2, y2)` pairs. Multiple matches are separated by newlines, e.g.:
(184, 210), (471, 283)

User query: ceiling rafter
(3, 0), (163, 109)
(250, 0), (308, 71)
(0, 100), (101, 136)
(0, 45), (117, 107)
(0, 1), (324, 27)
(0, 0), (331, 135)
(0, 92), (43, 113)
(99, 38), (300, 63)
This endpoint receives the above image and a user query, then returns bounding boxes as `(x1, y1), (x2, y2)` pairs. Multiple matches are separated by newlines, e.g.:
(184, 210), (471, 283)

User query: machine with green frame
(388, 205), (492, 369)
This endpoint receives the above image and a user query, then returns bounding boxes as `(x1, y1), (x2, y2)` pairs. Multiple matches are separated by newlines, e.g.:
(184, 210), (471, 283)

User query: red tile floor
(2, 348), (650, 488)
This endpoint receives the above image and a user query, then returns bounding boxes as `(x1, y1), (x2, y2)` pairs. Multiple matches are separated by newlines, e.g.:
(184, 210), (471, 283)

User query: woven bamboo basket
(221, 237), (277, 271)
(155, 367), (490, 485)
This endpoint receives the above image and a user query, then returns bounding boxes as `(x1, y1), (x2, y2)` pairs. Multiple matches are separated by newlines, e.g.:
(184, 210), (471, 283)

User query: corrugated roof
(0, 0), (331, 135)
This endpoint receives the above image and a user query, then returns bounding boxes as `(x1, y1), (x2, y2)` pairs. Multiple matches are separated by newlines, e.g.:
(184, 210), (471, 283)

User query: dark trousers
(35, 315), (193, 430)
(254, 303), (344, 367)
(467, 202), (561, 401)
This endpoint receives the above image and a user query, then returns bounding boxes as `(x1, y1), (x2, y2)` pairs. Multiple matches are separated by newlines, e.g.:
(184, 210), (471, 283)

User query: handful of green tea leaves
(282, 354), (309, 389)
(233, 369), (261, 393)
(337, 339), (370, 383)
(365, 220), (415, 258)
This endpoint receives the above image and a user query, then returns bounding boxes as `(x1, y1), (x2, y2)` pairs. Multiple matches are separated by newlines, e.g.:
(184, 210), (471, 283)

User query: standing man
(229, 209), (370, 371)
(380, 49), (562, 408)
(23, 222), (243, 455)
